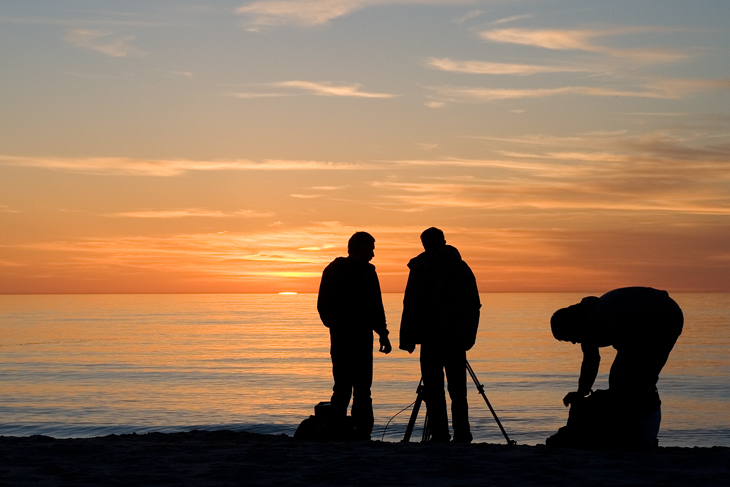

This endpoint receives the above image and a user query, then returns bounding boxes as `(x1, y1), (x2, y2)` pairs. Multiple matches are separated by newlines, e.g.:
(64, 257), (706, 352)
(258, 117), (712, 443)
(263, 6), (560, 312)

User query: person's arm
(371, 269), (391, 354)
(316, 265), (338, 328)
(461, 262), (481, 351)
(563, 343), (600, 406)
(578, 342), (600, 394)
(398, 268), (418, 353)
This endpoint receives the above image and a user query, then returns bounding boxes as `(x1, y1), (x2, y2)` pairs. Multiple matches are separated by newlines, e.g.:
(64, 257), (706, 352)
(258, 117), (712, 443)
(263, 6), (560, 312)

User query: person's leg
(420, 343), (450, 441)
(444, 348), (471, 442)
(351, 347), (374, 439)
(330, 345), (353, 418)
(614, 297), (683, 394)
(644, 306), (683, 392)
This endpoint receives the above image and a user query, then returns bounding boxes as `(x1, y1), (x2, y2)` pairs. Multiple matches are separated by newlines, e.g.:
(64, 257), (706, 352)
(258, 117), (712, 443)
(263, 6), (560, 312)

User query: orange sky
(1, 1), (729, 293)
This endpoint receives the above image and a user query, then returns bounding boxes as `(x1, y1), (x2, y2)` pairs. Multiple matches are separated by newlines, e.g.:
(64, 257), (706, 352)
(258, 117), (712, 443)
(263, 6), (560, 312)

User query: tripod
(402, 360), (515, 445)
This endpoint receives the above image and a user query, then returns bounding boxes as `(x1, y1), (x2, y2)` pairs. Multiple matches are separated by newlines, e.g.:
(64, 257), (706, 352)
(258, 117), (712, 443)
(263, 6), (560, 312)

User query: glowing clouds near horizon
(0, 1), (729, 293)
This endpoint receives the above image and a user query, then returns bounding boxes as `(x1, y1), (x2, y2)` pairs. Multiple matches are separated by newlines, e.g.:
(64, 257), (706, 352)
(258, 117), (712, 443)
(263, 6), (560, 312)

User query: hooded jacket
(317, 256), (388, 345)
(399, 245), (481, 350)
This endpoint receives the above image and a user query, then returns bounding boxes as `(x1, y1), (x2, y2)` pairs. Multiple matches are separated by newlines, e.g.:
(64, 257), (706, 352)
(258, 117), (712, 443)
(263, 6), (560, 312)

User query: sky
(1, 0), (729, 294)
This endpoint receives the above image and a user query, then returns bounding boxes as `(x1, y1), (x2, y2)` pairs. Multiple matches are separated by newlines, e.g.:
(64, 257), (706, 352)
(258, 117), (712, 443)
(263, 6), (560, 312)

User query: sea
(1, 293), (728, 447)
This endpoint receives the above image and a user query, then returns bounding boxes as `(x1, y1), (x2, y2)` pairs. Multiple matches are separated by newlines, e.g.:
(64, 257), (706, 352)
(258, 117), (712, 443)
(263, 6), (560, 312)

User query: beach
(1, 430), (728, 487)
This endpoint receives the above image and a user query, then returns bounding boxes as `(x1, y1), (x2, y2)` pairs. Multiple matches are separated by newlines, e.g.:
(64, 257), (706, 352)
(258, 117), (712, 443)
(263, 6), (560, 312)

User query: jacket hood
(330, 256), (375, 271)
(407, 244), (462, 269)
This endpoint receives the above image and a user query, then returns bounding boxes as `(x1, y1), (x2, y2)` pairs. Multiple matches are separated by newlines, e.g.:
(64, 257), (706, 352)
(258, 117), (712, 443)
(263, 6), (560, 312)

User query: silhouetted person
(399, 227), (481, 442)
(547, 286), (683, 449)
(317, 231), (392, 440)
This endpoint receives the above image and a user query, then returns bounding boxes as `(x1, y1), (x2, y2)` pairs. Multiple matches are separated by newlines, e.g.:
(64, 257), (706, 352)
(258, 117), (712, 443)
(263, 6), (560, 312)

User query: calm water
(0, 293), (728, 447)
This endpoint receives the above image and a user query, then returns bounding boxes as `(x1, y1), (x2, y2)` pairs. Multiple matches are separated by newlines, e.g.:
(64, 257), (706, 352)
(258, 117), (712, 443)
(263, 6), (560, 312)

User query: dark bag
(546, 389), (661, 450)
(293, 401), (358, 441)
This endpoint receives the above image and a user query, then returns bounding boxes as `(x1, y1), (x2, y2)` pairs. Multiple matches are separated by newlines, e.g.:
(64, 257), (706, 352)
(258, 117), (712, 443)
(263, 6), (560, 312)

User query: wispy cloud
(273, 80), (397, 98)
(373, 131), (730, 216)
(427, 77), (730, 103)
(0, 155), (373, 176)
(0, 16), (173, 27)
(227, 92), (291, 99)
(167, 70), (194, 78)
(64, 29), (146, 58)
(227, 80), (397, 99)
(428, 85), (677, 102)
(480, 27), (687, 62)
(309, 185), (348, 190)
(109, 209), (275, 218)
(454, 10), (483, 23)
(6, 221), (418, 285)
(237, 0), (468, 29)
(488, 14), (533, 26)
(427, 57), (591, 75)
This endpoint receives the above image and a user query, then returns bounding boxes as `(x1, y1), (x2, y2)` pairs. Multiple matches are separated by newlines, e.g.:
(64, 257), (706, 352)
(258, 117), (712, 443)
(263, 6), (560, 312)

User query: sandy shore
(1, 430), (728, 486)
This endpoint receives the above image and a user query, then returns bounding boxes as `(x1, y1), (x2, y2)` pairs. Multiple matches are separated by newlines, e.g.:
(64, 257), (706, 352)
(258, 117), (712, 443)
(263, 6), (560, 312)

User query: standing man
(317, 231), (392, 440)
(399, 227), (481, 442)
(548, 286), (683, 448)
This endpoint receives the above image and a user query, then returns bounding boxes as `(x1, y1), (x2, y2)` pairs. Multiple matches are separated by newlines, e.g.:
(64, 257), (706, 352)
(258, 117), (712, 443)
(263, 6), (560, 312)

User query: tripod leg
(466, 360), (516, 445)
(421, 412), (430, 443)
(402, 379), (424, 442)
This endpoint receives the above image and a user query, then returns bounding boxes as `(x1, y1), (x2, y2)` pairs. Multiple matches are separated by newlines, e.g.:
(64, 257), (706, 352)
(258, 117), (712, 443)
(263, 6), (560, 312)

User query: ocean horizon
(1, 292), (728, 447)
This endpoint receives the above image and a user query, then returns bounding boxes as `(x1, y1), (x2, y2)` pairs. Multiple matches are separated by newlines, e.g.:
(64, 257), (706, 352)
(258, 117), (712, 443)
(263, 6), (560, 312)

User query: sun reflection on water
(0, 293), (727, 446)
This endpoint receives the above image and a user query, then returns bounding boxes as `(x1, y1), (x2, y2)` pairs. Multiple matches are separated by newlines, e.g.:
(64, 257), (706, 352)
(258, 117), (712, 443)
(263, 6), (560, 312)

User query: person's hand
(379, 336), (392, 354)
(562, 391), (586, 407)
(399, 342), (415, 354)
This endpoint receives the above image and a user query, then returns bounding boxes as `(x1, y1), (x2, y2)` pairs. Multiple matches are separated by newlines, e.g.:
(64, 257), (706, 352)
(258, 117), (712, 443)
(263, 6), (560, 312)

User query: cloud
(454, 10), (483, 23)
(238, 0), (367, 27)
(227, 81), (397, 99)
(425, 100), (446, 108)
(309, 185), (347, 190)
(64, 29), (146, 58)
(168, 70), (194, 78)
(372, 132), (730, 216)
(645, 78), (730, 98)
(427, 77), (730, 103)
(427, 57), (591, 75)
(0, 155), (373, 176)
(7, 221), (419, 283)
(237, 0), (468, 28)
(429, 85), (677, 102)
(0, 16), (173, 27)
(1, 204), (19, 213)
(227, 92), (291, 99)
(273, 80), (397, 98)
(488, 14), (533, 26)
(480, 27), (687, 62)
(109, 209), (275, 218)
(482, 28), (600, 51)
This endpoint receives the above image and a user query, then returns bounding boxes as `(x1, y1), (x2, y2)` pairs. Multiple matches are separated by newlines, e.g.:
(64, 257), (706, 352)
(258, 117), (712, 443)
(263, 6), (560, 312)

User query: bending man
(548, 286), (683, 448)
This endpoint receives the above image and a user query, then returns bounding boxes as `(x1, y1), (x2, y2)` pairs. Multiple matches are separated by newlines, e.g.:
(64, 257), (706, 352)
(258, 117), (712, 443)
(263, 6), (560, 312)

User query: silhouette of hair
(550, 303), (588, 342)
(348, 231), (375, 253)
(420, 227), (446, 251)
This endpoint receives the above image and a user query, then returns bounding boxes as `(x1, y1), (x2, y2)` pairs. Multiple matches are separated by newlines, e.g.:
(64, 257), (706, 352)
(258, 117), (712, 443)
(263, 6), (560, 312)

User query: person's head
(420, 227), (446, 251)
(550, 297), (598, 343)
(347, 231), (376, 262)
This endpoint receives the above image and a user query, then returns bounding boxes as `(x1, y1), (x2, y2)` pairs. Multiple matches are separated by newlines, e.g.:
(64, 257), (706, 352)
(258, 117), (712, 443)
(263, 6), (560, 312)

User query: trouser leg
(351, 349), (374, 438)
(445, 349), (471, 442)
(420, 343), (450, 441)
(330, 347), (352, 418)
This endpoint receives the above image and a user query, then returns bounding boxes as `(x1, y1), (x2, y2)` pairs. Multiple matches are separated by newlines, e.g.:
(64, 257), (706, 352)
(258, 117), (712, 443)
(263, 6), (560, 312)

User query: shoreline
(1, 430), (728, 486)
